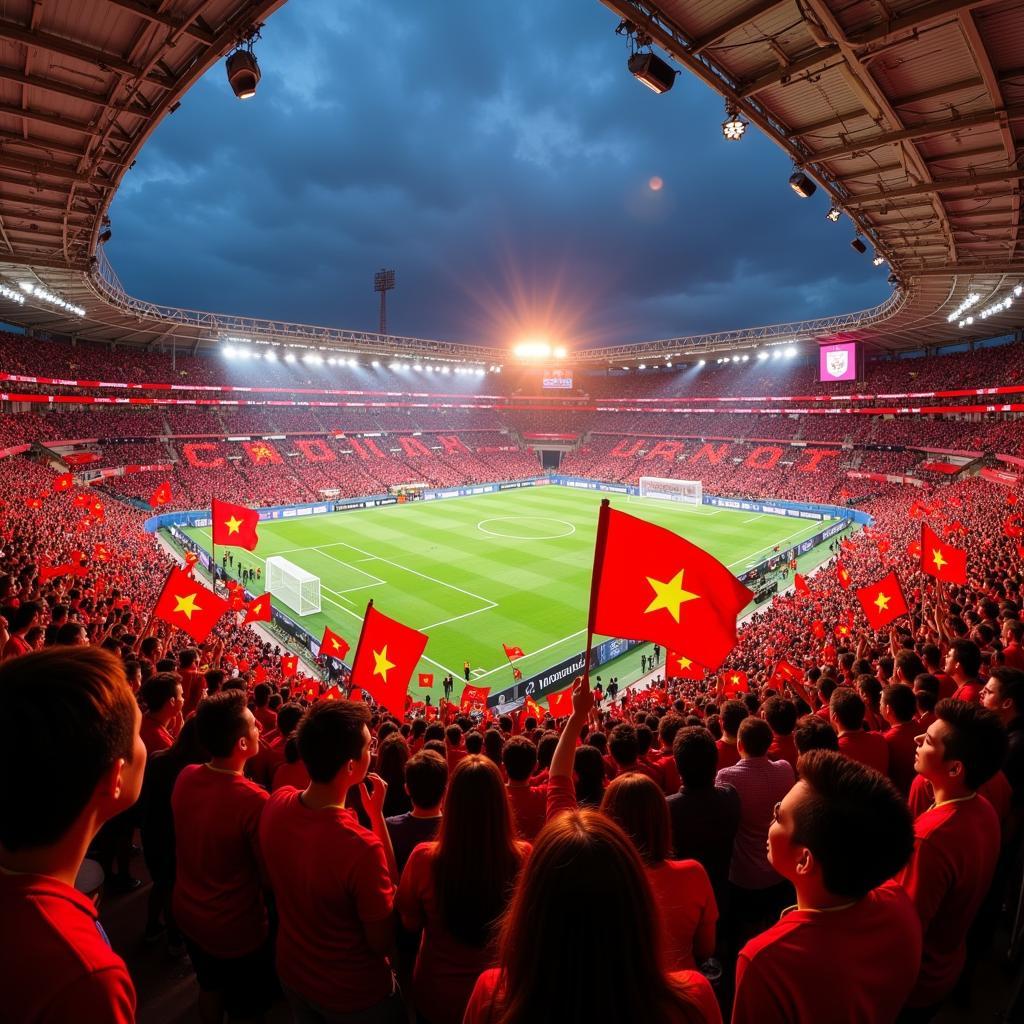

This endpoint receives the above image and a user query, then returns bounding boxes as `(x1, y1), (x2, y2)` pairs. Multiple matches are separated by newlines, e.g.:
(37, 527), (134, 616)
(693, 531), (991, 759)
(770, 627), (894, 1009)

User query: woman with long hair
(396, 755), (528, 1024)
(601, 772), (718, 971)
(463, 810), (720, 1024)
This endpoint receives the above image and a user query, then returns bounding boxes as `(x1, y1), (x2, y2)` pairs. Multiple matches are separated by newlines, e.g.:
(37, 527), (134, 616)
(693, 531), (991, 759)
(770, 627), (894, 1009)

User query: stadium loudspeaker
(788, 171), (816, 198)
(850, 237), (867, 254)
(226, 49), (261, 100)
(628, 52), (677, 94)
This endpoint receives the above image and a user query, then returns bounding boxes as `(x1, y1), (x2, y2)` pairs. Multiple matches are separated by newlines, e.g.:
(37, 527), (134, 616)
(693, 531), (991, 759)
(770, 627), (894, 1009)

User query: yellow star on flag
(676, 655), (692, 671)
(931, 549), (947, 571)
(330, 638), (341, 650)
(731, 674), (741, 684)
(873, 591), (891, 613)
(645, 569), (700, 623)
(372, 645), (395, 681)
(224, 515), (243, 535)
(173, 592), (202, 619)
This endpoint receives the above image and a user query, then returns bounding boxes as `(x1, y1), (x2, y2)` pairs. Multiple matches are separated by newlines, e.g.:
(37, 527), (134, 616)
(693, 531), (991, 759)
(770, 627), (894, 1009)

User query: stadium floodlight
(722, 104), (747, 141)
(757, 350), (769, 360)
(789, 171), (816, 198)
(628, 51), (677, 94)
(772, 350), (782, 359)
(348, 358), (357, 367)
(441, 366), (450, 374)
(553, 345), (567, 359)
(732, 355), (740, 363)
(666, 361), (672, 368)
(413, 364), (422, 371)
(0, 283), (26, 305)
(785, 346), (797, 357)
(872, 253), (885, 266)
(638, 363), (646, 370)
(223, 346), (236, 358)
(327, 357), (337, 365)
(697, 359), (705, 366)
(851, 236), (867, 253)
(371, 359), (380, 367)
(284, 352), (296, 363)
(826, 206), (841, 222)
(226, 29), (261, 100)
(264, 350), (277, 361)
(17, 281), (85, 317)
(513, 340), (552, 360)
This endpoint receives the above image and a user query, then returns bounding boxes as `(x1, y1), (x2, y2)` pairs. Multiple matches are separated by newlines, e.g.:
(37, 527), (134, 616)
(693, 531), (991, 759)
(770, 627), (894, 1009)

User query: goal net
(265, 556), (321, 616)
(638, 477), (703, 506)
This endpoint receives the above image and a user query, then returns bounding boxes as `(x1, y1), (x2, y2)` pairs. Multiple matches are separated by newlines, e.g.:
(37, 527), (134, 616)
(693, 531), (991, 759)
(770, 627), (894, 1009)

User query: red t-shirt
(838, 731), (889, 776)
(892, 792), (1001, 1006)
(646, 859), (717, 971)
(767, 733), (798, 770)
(180, 668), (206, 716)
(254, 706), (276, 733)
(272, 759), (311, 792)
(463, 967), (720, 1024)
(171, 764), (269, 957)
(506, 783), (547, 841)
(907, 771), (1012, 830)
(397, 840), (529, 1024)
(259, 787), (394, 1013)
(246, 737), (284, 790)
(1004, 643), (1024, 671)
(139, 715), (173, 755)
(654, 751), (682, 794)
(934, 673), (957, 700)
(2, 634), (31, 660)
(733, 886), (921, 1024)
(883, 721), (920, 796)
(716, 739), (740, 771)
(951, 680), (982, 703)
(0, 870), (136, 1023)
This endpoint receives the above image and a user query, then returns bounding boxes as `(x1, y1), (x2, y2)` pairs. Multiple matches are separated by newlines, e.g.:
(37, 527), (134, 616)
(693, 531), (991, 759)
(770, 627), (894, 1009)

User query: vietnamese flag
(920, 523), (967, 585)
(460, 683), (491, 712)
(93, 543), (111, 563)
(811, 620), (826, 640)
(243, 593), (272, 624)
(320, 626), (350, 661)
(666, 649), (705, 680)
(512, 667), (523, 681)
(836, 561), (852, 589)
(253, 663), (267, 684)
(857, 571), (909, 630)
(229, 591), (245, 612)
(721, 670), (749, 696)
(770, 660), (802, 689)
(281, 655), (298, 678)
(834, 622), (853, 639)
(149, 480), (172, 508)
(588, 504), (753, 672)
(152, 566), (230, 643)
(518, 695), (543, 729)
(945, 520), (967, 539)
(547, 687), (574, 717)
(89, 498), (104, 519)
(25, 497), (42, 510)
(907, 539), (922, 560)
(350, 603), (429, 714)
(73, 492), (91, 508)
(1004, 515), (1024, 539)
(53, 473), (73, 492)
(418, 672), (434, 688)
(211, 499), (260, 550)
(793, 574), (811, 597)
(1008, 493), (1019, 506)
(321, 685), (344, 702)
(502, 643), (525, 660)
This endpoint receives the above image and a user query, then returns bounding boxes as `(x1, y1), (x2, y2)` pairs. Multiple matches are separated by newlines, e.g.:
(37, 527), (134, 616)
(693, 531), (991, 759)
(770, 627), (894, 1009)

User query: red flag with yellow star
(149, 480), (172, 508)
(856, 571), (909, 630)
(243, 593), (273, 624)
(666, 649), (705, 680)
(53, 473), (74, 492)
(547, 686), (574, 717)
(588, 505), (754, 672)
(321, 685), (344, 702)
(211, 499), (260, 550)
(836, 561), (852, 589)
(721, 669), (749, 696)
(418, 672), (433, 687)
(320, 625), (350, 661)
(349, 603), (429, 714)
(920, 523), (967, 585)
(152, 566), (230, 643)
(280, 654), (298, 678)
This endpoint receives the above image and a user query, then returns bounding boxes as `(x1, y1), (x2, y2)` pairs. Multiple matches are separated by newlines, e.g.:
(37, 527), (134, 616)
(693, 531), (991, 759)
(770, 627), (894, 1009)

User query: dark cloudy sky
(107, 0), (890, 348)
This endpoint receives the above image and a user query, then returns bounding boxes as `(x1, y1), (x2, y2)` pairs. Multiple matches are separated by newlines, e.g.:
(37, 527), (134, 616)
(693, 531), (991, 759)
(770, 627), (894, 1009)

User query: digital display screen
(542, 368), (573, 389)
(819, 342), (858, 382)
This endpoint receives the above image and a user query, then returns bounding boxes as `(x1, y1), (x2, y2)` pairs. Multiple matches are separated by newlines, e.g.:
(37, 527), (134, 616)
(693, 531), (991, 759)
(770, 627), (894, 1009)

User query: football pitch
(181, 487), (842, 698)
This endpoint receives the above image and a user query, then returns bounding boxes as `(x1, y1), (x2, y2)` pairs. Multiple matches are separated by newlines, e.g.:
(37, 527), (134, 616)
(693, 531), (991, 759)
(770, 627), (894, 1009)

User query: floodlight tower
(374, 268), (395, 335)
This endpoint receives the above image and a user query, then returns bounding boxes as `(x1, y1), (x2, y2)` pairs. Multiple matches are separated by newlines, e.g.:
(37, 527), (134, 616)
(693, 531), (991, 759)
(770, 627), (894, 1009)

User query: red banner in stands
(980, 467), (1020, 487)
(846, 471), (925, 488)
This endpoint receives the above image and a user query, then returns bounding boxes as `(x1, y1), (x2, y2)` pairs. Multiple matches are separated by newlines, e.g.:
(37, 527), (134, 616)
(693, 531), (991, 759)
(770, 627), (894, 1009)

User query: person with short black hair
(882, 683), (920, 797)
(733, 751), (921, 1024)
(793, 714), (839, 754)
(503, 735), (547, 841)
(981, 666), (1024, 804)
(946, 639), (983, 703)
(385, 749), (447, 873)
(762, 697), (798, 769)
(831, 688), (889, 775)
(0, 648), (144, 1023)
(893, 699), (1009, 1016)
(717, 701), (748, 770)
(259, 699), (402, 1022)
(171, 690), (272, 1022)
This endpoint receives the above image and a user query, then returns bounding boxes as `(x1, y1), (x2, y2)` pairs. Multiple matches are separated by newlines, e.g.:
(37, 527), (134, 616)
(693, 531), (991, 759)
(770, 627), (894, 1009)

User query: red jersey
(934, 673), (957, 700)
(734, 886), (921, 1024)
(838, 730), (889, 776)
(272, 759), (310, 792)
(506, 783), (547, 842)
(892, 792), (1001, 1006)
(951, 680), (982, 703)
(2, 634), (31, 660)
(259, 787), (394, 1013)
(397, 840), (529, 1024)
(171, 764), (268, 957)
(907, 771), (1012, 831)
(139, 715), (173, 755)
(654, 751), (682, 794)
(715, 738), (740, 771)
(0, 871), (136, 1024)
(464, 967), (720, 1024)
(646, 859), (717, 971)
(254, 705), (276, 733)
(180, 668), (206, 716)
(766, 733), (798, 770)
(883, 721), (920, 796)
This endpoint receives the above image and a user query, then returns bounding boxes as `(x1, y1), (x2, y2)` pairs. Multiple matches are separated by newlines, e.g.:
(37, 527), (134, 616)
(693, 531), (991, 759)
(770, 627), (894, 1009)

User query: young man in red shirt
(172, 689), (272, 1023)
(945, 640), (984, 704)
(502, 735), (547, 840)
(0, 648), (145, 1023)
(716, 700), (747, 771)
(881, 683), (920, 797)
(259, 699), (403, 1022)
(892, 699), (1008, 1019)
(733, 750), (921, 1024)
(830, 688), (889, 776)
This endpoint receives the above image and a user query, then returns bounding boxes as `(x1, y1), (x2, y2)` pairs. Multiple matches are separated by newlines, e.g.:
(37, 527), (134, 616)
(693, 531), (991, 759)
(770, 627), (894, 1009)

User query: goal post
(638, 477), (703, 506)
(265, 556), (321, 616)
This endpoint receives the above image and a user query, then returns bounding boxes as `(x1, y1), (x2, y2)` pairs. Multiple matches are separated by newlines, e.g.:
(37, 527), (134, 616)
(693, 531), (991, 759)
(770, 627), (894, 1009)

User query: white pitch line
(310, 548), (386, 587)
(726, 519), (831, 570)
(471, 628), (588, 681)
(742, 514), (766, 524)
(418, 605), (495, 631)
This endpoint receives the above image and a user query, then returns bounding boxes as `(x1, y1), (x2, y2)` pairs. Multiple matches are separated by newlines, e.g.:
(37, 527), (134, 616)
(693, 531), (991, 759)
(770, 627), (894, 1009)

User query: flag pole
(210, 494), (217, 595)
(135, 563), (175, 654)
(582, 498), (613, 689)
(347, 598), (374, 700)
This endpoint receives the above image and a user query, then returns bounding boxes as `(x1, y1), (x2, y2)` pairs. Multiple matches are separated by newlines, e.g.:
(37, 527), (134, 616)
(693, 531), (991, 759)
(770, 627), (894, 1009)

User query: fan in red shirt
(177, 647), (207, 717)
(501, 736), (548, 840)
(715, 701), (747, 771)
(831, 689), (889, 776)
(891, 700), (1008, 1013)
(138, 672), (183, 754)
(397, 756), (529, 1024)
(881, 683), (921, 797)
(945, 640), (984, 703)
(259, 699), (403, 1021)
(734, 750), (921, 1024)
(0, 648), (146, 1024)
(171, 690), (273, 1022)
(763, 697), (799, 770)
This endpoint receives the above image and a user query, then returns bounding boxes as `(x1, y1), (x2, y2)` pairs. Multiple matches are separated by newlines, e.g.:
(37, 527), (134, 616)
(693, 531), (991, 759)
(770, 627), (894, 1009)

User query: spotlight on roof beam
(722, 104), (747, 141)
(264, 349), (277, 361)
(371, 359), (380, 367)
(628, 51), (677, 94)
(697, 359), (705, 366)
(98, 228), (112, 244)
(222, 346), (236, 358)
(872, 253), (885, 266)
(788, 171), (816, 198)
(226, 39), (261, 100)
(283, 352), (296, 363)
(413, 364), (422, 371)
(826, 206), (841, 222)
(785, 346), (797, 358)
(757, 350), (769, 360)
(850, 236), (867, 254)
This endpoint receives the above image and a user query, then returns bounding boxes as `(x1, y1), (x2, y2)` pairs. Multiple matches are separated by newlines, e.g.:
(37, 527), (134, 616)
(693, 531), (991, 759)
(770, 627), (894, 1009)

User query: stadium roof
(0, 0), (1021, 364)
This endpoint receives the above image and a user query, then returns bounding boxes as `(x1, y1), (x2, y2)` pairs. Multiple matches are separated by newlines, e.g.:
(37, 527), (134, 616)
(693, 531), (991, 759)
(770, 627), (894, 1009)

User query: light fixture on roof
(872, 252), (885, 267)
(850, 236), (867, 254)
(627, 51), (677, 94)
(826, 206), (841, 222)
(697, 359), (705, 366)
(785, 346), (798, 358)
(371, 359), (380, 367)
(789, 170), (816, 198)
(226, 27), (262, 100)
(264, 349), (277, 362)
(757, 350), (769, 360)
(722, 103), (747, 141)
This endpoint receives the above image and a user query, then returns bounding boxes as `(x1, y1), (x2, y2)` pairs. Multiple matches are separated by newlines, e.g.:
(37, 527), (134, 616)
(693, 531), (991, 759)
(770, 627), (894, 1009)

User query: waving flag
(857, 571), (909, 630)
(153, 566), (229, 643)
(281, 654), (298, 678)
(418, 672), (434, 688)
(149, 480), (172, 508)
(243, 593), (273, 624)
(53, 473), (74, 492)
(460, 683), (491, 712)
(666, 649), (705, 680)
(502, 643), (525, 660)
(350, 603), (429, 714)
(547, 687), (574, 717)
(793, 573), (811, 597)
(836, 561), (852, 589)
(721, 669), (749, 696)
(588, 505), (753, 672)
(211, 499), (260, 550)
(920, 523), (967, 585)
(320, 625), (350, 661)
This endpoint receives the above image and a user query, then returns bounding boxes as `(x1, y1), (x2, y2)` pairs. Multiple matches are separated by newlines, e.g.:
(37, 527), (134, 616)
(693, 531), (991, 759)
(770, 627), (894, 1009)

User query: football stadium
(0, 2), (1023, 1023)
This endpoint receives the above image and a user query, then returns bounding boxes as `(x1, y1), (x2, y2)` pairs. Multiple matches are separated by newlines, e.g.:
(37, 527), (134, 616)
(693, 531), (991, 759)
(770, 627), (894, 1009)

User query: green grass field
(180, 487), (841, 697)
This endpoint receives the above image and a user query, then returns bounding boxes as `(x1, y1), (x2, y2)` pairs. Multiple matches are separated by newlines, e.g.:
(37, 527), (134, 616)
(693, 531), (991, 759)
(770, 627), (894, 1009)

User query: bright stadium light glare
(327, 357), (337, 365)
(697, 359), (705, 366)
(264, 349), (277, 362)
(772, 350), (782, 360)
(371, 359), (380, 367)
(441, 366), (450, 374)
(757, 350), (769, 360)
(732, 356), (739, 363)
(348, 358), (357, 367)
(553, 345), (567, 359)
(785, 346), (797, 357)
(284, 352), (296, 363)
(223, 346), (236, 358)
(666, 361), (672, 368)
(413, 364), (422, 371)
(826, 206), (842, 222)
(513, 340), (552, 360)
